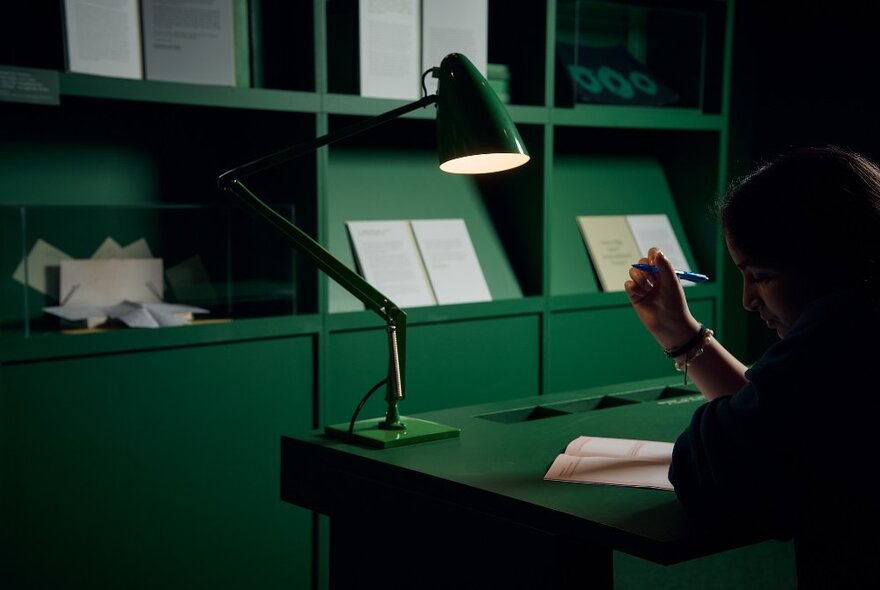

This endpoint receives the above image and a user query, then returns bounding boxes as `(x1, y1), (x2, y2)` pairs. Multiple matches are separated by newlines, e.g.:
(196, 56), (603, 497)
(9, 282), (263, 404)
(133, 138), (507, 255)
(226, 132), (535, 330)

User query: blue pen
(632, 263), (710, 283)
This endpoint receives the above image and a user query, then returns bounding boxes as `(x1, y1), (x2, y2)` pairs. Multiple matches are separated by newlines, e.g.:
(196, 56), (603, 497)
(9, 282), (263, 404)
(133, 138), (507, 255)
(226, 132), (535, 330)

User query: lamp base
(325, 416), (461, 449)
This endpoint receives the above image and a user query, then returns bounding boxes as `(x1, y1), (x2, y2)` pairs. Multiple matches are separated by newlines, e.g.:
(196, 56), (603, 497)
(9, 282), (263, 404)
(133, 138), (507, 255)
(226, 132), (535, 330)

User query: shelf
(548, 283), (720, 313)
(53, 74), (719, 132)
(322, 93), (437, 119)
(60, 72), (322, 112)
(0, 0), (733, 363)
(0, 313), (322, 365)
(551, 105), (724, 130)
(326, 296), (545, 333)
(322, 93), (549, 124)
(56, 76), (551, 126)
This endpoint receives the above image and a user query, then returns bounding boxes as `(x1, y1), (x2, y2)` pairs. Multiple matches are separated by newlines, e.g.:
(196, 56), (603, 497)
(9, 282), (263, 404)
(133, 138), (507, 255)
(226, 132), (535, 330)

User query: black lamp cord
(421, 67), (438, 98)
(347, 378), (388, 443)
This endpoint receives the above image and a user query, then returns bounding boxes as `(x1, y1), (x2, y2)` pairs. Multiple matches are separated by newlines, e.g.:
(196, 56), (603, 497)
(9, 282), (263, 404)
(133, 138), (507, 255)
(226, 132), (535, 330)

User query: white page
(45, 301), (208, 329)
(544, 454), (674, 491)
(626, 214), (694, 287)
(545, 435), (674, 490)
(119, 238), (154, 258)
(141, 0), (236, 86)
(422, 0), (488, 94)
(410, 219), (491, 305)
(60, 258), (163, 307)
(564, 436), (674, 462)
(359, 0), (420, 99)
(43, 305), (108, 322)
(63, 0), (143, 79)
(11, 239), (72, 297)
(90, 237), (124, 259)
(346, 220), (436, 308)
(105, 301), (208, 328)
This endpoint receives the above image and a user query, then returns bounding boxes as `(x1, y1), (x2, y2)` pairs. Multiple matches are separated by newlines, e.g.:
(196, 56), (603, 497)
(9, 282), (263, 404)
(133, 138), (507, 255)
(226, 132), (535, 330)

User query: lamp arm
(224, 178), (394, 317)
(216, 92), (439, 318)
(218, 94), (437, 187)
(217, 95), (439, 421)
(224, 179), (410, 421)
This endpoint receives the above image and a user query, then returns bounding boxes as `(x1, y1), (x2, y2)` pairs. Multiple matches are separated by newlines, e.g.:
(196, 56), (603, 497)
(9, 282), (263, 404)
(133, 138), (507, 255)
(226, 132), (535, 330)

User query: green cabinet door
(0, 336), (314, 590)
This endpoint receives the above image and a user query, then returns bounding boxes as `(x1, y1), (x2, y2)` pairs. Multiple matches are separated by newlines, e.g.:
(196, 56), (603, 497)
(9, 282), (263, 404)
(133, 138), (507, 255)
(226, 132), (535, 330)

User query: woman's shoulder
(744, 289), (877, 400)
(798, 288), (879, 330)
(759, 289), (876, 358)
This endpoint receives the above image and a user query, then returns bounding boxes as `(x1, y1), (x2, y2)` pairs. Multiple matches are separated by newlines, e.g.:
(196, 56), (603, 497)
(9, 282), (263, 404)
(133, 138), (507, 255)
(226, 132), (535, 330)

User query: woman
(625, 145), (880, 588)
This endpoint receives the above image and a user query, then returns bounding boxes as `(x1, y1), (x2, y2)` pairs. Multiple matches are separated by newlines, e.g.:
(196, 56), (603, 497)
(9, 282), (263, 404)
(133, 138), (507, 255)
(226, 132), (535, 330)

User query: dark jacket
(669, 289), (879, 588)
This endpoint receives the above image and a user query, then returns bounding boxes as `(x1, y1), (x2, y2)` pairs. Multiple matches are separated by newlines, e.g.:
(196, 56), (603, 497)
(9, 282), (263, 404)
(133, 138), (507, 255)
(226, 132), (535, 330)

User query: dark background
(731, 0), (880, 360)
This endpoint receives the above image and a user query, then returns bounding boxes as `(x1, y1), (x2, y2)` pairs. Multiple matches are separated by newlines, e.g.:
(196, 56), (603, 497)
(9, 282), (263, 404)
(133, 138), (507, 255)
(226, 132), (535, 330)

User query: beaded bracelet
(663, 324), (707, 358)
(673, 328), (714, 385)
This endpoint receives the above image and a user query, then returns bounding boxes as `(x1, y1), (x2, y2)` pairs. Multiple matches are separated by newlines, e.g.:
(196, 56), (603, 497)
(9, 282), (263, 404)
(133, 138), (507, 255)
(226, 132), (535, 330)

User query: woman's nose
(742, 283), (761, 311)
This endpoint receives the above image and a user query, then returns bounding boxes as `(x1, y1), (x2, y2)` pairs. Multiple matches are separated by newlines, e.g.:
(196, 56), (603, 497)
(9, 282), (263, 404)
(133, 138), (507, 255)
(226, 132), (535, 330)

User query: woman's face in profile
(726, 239), (822, 338)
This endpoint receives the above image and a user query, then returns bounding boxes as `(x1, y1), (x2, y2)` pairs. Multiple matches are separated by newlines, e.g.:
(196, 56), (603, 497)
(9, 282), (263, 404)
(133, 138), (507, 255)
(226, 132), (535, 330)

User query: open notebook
(544, 435), (674, 491)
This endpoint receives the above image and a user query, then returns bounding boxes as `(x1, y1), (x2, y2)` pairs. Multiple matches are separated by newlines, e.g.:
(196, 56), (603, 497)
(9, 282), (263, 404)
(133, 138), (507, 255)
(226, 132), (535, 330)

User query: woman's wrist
(672, 328), (714, 369)
(664, 324), (708, 359)
(656, 319), (703, 354)
(664, 323), (715, 386)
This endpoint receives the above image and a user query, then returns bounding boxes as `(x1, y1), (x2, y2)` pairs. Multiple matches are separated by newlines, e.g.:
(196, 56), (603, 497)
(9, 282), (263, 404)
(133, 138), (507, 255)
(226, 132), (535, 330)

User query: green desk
(281, 377), (774, 589)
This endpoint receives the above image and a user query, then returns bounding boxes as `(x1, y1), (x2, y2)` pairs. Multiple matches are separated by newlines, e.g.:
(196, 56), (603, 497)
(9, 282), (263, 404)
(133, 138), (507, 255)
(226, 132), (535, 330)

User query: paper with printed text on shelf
(62, 0), (143, 79)
(577, 213), (694, 292)
(346, 220), (437, 308)
(141, 0), (237, 86)
(544, 435), (674, 491)
(421, 0), (488, 95)
(577, 215), (641, 293)
(359, 0), (421, 100)
(410, 219), (491, 305)
(347, 219), (492, 309)
(625, 214), (694, 288)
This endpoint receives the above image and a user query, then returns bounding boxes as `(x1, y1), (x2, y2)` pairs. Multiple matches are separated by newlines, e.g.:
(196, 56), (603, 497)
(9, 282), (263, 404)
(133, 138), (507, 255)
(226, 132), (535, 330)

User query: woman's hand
(625, 247), (702, 351)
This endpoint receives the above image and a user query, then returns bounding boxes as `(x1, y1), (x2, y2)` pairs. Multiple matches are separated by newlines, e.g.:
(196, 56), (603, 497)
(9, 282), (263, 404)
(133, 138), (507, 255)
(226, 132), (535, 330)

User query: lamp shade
(435, 53), (530, 174)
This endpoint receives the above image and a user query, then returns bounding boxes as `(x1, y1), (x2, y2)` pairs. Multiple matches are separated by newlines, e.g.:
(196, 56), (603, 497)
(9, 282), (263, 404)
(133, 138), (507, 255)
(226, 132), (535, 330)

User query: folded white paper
(44, 301), (209, 329)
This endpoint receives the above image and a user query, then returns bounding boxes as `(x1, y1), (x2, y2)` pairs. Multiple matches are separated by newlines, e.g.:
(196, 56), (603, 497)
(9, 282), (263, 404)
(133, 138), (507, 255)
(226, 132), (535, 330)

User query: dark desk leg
(329, 512), (613, 589)
(551, 533), (614, 589)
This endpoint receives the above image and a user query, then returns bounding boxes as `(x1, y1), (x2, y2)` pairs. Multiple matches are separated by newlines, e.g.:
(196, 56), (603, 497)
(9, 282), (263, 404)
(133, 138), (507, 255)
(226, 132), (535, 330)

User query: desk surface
(282, 375), (767, 567)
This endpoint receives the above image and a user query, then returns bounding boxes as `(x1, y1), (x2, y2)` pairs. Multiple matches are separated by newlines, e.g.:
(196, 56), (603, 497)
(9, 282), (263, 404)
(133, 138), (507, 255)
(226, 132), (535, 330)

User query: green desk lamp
(218, 53), (529, 448)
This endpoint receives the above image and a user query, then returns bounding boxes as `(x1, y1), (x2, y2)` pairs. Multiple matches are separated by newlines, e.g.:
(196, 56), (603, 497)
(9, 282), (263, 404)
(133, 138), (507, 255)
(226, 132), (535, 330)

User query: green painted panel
(0, 140), (159, 205)
(550, 155), (699, 296)
(325, 148), (522, 312)
(0, 337), (314, 590)
(0, 206), (24, 331)
(547, 299), (714, 393)
(324, 314), (541, 425)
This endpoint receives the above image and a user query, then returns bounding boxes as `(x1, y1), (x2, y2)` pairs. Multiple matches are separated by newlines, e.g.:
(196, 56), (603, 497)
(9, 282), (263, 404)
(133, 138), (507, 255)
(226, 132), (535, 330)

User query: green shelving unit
(0, 1), (776, 589)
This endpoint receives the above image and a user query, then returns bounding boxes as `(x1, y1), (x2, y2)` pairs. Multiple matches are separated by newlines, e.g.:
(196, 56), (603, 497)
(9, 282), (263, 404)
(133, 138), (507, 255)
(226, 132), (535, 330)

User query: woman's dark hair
(716, 145), (880, 289)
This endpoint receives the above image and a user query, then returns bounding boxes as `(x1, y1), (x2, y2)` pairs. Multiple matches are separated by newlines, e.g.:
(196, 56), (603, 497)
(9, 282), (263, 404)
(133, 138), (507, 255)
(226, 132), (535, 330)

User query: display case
(555, 0), (726, 112)
(0, 203), (297, 337)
